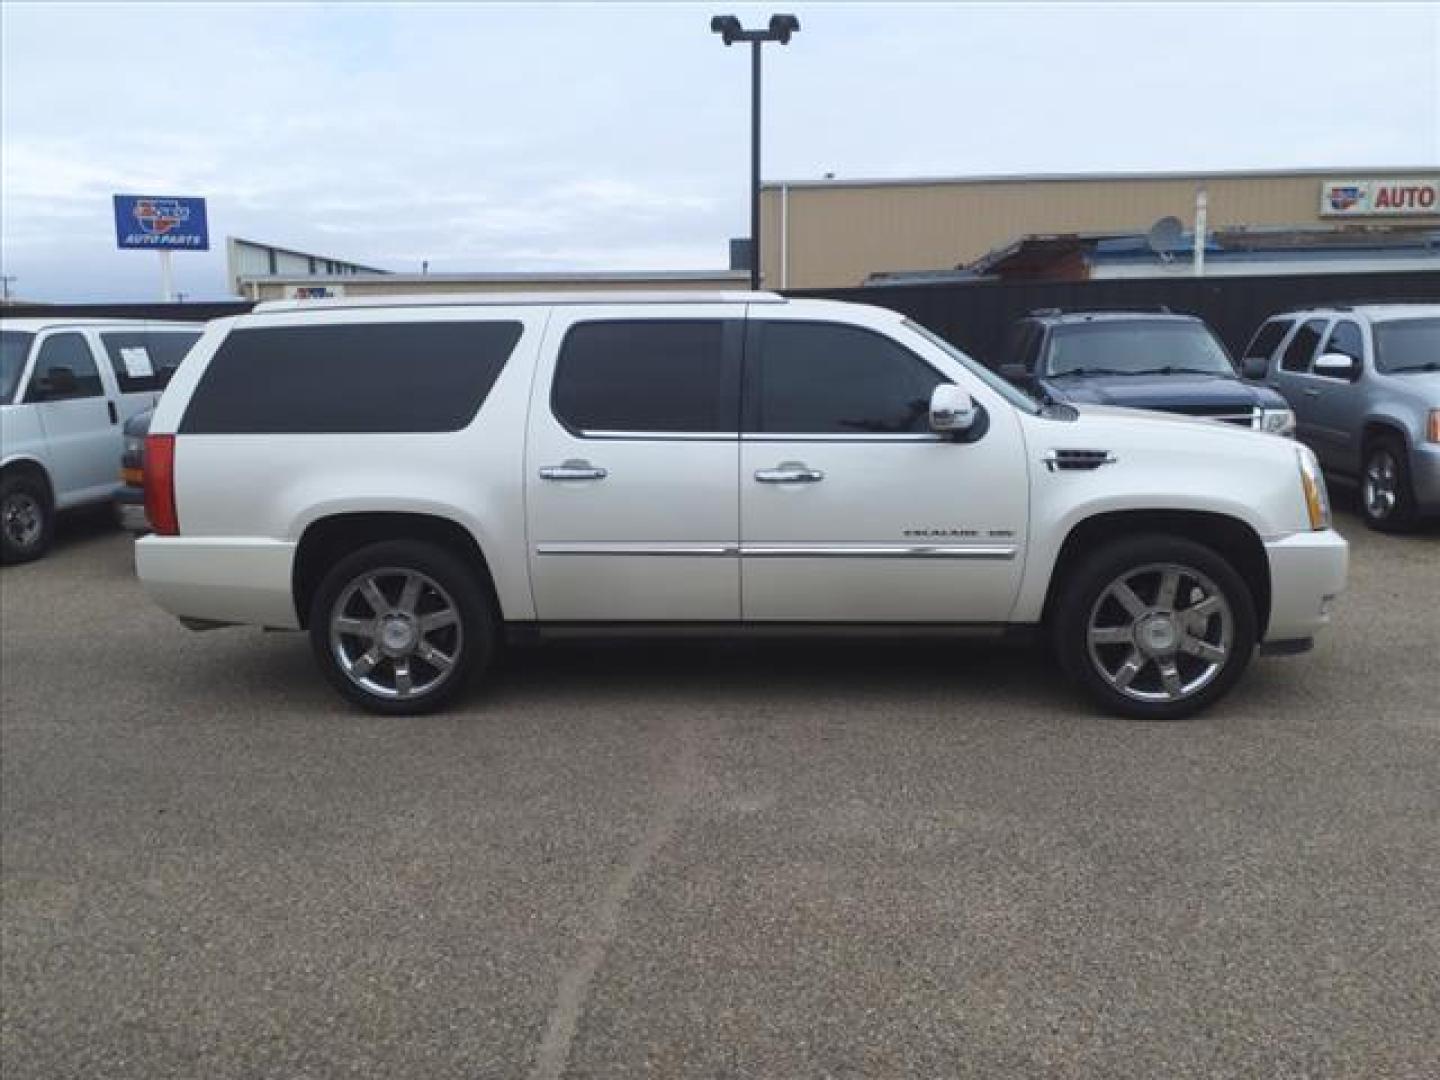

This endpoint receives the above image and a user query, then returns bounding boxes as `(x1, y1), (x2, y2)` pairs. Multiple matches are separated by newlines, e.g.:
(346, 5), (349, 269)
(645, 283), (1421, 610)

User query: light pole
(710, 13), (799, 291)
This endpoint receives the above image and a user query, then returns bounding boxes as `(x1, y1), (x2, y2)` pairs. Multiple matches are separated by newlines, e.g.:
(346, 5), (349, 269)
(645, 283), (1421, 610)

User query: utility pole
(711, 14), (800, 291)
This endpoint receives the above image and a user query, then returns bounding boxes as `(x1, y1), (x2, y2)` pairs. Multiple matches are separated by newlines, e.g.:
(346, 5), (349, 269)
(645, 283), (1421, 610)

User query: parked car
(114, 406), (154, 532)
(135, 293), (1347, 720)
(997, 310), (1296, 435)
(1240, 304), (1440, 531)
(1, 318), (202, 562)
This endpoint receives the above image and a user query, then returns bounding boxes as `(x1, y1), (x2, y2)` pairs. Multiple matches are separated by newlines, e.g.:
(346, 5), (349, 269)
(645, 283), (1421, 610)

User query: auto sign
(113, 195), (210, 249)
(1320, 178), (1440, 217)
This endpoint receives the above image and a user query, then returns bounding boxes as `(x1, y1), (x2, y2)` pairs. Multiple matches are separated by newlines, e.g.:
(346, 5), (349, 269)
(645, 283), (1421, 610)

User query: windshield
(1, 331), (35, 405)
(1045, 321), (1234, 377)
(1374, 318), (1440, 374)
(901, 319), (1043, 414)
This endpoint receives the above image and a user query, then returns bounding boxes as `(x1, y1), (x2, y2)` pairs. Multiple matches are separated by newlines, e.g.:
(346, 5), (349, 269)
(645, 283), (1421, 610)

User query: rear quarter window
(179, 321), (523, 434)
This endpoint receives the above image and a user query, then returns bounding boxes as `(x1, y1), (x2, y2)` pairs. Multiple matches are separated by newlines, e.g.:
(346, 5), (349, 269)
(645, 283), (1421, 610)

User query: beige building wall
(760, 169), (1440, 289)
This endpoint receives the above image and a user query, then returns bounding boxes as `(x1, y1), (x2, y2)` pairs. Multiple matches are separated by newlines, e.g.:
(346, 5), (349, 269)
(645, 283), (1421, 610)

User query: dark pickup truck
(996, 310), (1297, 435)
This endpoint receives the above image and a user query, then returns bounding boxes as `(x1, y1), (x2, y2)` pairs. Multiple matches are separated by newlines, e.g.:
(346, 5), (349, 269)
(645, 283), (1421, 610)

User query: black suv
(997, 310), (1296, 435)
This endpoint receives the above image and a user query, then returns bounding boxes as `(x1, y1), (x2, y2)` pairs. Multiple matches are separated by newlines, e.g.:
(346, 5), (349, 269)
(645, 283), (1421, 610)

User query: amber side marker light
(1298, 447), (1330, 531)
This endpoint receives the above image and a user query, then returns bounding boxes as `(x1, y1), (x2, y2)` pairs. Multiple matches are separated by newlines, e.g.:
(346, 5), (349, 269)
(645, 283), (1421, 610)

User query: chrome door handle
(539, 460), (607, 481)
(755, 465), (824, 484)
(1303, 388), (1322, 397)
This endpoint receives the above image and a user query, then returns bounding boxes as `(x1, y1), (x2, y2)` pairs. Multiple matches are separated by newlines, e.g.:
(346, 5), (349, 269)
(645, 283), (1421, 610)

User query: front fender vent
(1043, 448), (1116, 472)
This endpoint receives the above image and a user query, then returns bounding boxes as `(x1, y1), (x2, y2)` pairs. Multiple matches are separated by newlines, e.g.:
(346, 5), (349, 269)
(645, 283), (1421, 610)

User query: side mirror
(1314, 352), (1358, 378)
(998, 363), (1029, 383)
(929, 384), (977, 435)
(36, 366), (79, 399)
(1240, 356), (1269, 380)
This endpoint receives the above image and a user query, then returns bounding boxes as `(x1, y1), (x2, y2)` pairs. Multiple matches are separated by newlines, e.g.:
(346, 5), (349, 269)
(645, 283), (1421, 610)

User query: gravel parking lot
(2, 505), (1437, 1079)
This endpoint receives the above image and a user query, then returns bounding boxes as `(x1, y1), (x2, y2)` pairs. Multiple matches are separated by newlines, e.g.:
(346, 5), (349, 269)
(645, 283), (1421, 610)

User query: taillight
(144, 434), (179, 535)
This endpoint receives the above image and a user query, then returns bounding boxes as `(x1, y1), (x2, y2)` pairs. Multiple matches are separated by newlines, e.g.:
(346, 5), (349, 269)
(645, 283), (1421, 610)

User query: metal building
(226, 237), (388, 298)
(758, 167), (1440, 289)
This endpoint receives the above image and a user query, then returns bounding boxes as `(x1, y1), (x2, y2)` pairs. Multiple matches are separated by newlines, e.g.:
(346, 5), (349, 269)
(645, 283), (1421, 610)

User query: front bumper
(1410, 442), (1440, 515)
(1262, 528), (1348, 646)
(135, 536), (300, 630)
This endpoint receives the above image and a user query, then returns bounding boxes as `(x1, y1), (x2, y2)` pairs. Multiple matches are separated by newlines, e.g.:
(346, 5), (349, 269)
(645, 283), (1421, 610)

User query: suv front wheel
(1360, 436), (1418, 532)
(308, 539), (496, 714)
(1054, 535), (1257, 720)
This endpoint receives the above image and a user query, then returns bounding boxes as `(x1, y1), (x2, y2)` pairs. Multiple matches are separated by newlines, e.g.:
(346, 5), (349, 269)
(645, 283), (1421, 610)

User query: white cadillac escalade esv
(136, 293), (1348, 720)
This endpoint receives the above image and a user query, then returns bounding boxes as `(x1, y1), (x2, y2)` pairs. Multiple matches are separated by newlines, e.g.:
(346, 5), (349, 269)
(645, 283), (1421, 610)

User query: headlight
(1259, 407), (1296, 436)
(1297, 446), (1330, 530)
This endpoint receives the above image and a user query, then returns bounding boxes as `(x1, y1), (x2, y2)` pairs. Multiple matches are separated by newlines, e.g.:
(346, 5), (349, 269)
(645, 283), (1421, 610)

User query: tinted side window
(1244, 319), (1293, 360)
(1001, 322), (1037, 369)
(180, 321), (522, 434)
(27, 333), (103, 400)
(101, 331), (202, 393)
(749, 321), (944, 434)
(1280, 319), (1327, 373)
(553, 321), (734, 433)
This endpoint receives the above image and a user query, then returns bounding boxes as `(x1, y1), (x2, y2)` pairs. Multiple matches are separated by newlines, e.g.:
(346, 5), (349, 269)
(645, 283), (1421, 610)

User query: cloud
(2, 2), (1436, 300)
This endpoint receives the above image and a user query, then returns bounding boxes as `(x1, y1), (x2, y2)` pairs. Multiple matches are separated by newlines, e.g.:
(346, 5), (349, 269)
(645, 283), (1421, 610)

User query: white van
(135, 293), (1347, 720)
(1, 318), (203, 562)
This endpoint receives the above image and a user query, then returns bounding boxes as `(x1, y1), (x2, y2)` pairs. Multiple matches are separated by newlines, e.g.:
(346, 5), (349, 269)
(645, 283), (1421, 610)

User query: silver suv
(1241, 304), (1439, 531)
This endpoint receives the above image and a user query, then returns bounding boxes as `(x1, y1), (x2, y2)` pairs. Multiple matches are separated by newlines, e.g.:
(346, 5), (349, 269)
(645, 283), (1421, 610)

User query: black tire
(1360, 436), (1418, 533)
(1052, 534), (1258, 721)
(308, 539), (495, 715)
(1, 471), (54, 565)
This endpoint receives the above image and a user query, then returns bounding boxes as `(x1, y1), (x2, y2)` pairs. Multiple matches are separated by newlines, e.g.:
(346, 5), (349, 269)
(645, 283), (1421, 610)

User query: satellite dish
(1147, 215), (1185, 257)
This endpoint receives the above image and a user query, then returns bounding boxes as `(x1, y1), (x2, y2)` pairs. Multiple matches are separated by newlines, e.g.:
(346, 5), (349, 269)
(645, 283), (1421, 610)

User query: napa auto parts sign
(1320, 177), (1440, 217)
(113, 195), (209, 249)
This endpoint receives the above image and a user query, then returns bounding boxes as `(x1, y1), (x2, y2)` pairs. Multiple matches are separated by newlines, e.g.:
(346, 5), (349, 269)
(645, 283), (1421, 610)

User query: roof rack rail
(1293, 298), (1436, 311)
(1028, 304), (1174, 317)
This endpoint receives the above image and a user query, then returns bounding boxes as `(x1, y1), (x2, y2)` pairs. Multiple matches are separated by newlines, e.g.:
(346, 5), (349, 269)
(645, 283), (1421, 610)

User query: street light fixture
(710, 13), (800, 291)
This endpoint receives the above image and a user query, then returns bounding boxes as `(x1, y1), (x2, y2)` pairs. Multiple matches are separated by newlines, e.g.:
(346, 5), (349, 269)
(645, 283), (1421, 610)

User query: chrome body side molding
(536, 543), (1017, 560)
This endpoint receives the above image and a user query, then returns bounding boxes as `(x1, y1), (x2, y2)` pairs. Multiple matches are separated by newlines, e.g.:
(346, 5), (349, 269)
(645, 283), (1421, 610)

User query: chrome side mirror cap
(1313, 352), (1358, 377)
(929, 384), (977, 434)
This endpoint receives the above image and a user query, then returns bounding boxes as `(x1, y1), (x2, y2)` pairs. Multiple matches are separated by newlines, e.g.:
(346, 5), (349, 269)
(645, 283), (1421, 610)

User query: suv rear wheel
(308, 539), (495, 714)
(1054, 534), (1257, 720)
(1, 471), (54, 564)
(1360, 436), (1417, 532)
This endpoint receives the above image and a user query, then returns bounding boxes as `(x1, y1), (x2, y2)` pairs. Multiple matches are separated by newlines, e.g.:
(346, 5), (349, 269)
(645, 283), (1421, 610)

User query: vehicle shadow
(493, 634), (1074, 716)
(164, 625), (1081, 724)
(50, 504), (123, 554)
(1329, 486), (1440, 537)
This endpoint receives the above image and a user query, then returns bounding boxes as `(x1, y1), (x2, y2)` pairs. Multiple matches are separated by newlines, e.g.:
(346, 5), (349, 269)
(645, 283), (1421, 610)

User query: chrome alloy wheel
(2, 491), (43, 551)
(1086, 563), (1234, 704)
(1363, 448), (1399, 521)
(328, 567), (463, 701)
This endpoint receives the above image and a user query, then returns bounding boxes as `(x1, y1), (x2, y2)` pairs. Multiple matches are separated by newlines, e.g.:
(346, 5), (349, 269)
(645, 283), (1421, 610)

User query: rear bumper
(113, 486), (148, 533)
(135, 536), (300, 630)
(1262, 528), (1348, 646)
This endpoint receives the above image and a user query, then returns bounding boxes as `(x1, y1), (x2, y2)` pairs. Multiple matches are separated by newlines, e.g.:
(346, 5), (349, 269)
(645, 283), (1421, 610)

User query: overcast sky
(3, 1), (1437, 301)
